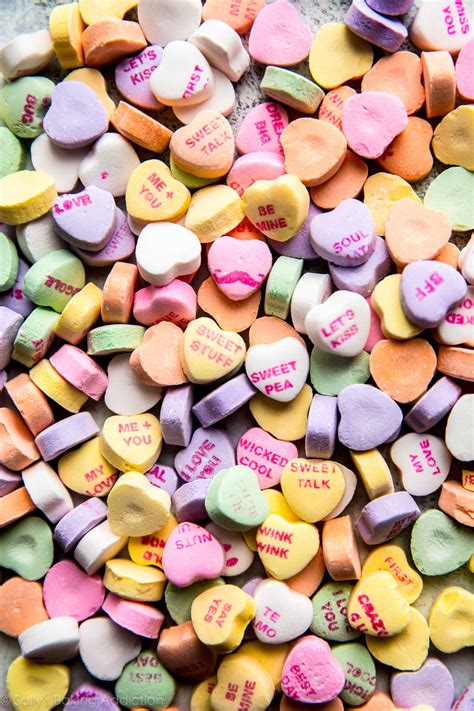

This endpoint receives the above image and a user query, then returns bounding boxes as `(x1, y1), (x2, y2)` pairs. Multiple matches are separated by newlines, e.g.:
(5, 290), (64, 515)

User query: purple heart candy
(54, 498), (108, 552)
(0, 306), (24, 369)
(44, 81), (108, 149)
(160, 384), (194, 447)
(73, 208), (135, 266)
(268, 203), (320, 260)
(391, 658), (454, 711)
(400, 260), (468, 328)
(305, 394), (338, 459)
(172, 478), (213, 522)
(329, 236), (393, 297)
(452, 683), (474, 711)
(366, 0), (415, 14)
(53, 186), (117, 252)
(35, 413), (99, 461)
(355, 491), (420, 545)
(404, 376), (462, 433)
(174, 426), (235, 483)
(115, 45), (163, 110)
(146, 462), (179, 496)
(192, 374), (256, 428)
(0, 464), (22, 496)
(64, 684), (119, 711)
(345, 0), (408, 52)
(0, 259), (34, 318)
(338, 383), (403, 450)
(311, 199), (376, 267)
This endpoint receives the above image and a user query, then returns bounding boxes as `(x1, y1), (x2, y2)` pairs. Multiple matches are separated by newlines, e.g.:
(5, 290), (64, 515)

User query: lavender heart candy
(64, 684), (119, 711)
(305, 394), (338, 459)
(160, 384), (194, 447)
(0, 259), (34, 318)
(452, 684), (474, 711)
(355, 491), (421, 545)
(329, 237), (392, 297)
(192, 374), (256, 428)
(146, 462), (179, 496)
(0, 306), (23, 369)
(268, 203), (320, 260)
(0, 464), (22, 496)
(391, 658), (454, 711)
(35, 413), (99, 461)
(54, 498), (108, 552)
(73, 208), (135, 266)
(172, 478), (212, 522)
(311, 199), (376, 267)
(404, 376), (462, 433)
(366, 0), (415, 14)
(174, 426), (235, 483)
(53, 186), (117, 252)
(345, 0), (408, 52)
(338, 384), (403, 450)
(400, 261), (468, 328)
(43, 81), (108, 149)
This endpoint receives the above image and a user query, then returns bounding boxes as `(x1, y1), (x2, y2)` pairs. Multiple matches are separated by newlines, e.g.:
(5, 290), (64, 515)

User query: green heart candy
(310, 347), (370, 396)
(411, 509), (474, 576)
(0, 76), (55, 139)
(115, 650), (176, 709)
(332, 642), (376, 707)
(23, 249), (85, 314)
(13, 307), (60, 367)
(0, 127), (26, 179)
(0, 232), (19, 292)
(0, 516), (53, 580)
(311, 582), (360, 642)
(165, 578), (225, 625)
(205, 465), (269, 532)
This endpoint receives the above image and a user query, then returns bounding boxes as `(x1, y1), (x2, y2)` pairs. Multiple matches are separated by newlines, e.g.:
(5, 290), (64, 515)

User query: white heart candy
(105, 354), (162, 416)
(206, 521), (254, 576)
(31, 134), (89, 193)
(150, 41), (214, 107)
(391, 433), (451, 496)
(252, 579), (313, 644)
(459, 235), (474, 285)
(16, 214), (64, 263)
(135, 222), (202, 287)
(446, 394), (474, 462)
(245, 336), (309, 403)
(305, 290), (370, 357)
(138, 0), (202, 46)
(409, 0), (473, 53)
(291, 272), (332, 334)
(173, 69), (236, 125)
(436, 285), (474, 346)
(189, 19), (250, 82)
(79, 133), (140, 198)
(79, 617), (141, 681)
(19, 616), (79, 663)
(0, 29), (54, 81)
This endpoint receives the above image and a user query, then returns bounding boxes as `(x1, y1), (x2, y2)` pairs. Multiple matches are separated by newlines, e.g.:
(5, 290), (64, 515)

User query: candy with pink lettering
(102, 591), (164, 639)
(162, 521), (225, 587)
(436, 286), (474, 346)
(145, 463), (179, 497)
(291, 273), (332, 335)
(245, 336), (309, 402)
(404, 376), (462, 433)
(252, 578), (313, 644)
(0, 258), (34, 318)
(226, 151), (285, 198)
(54, 498), (108, 552)
(205, 522), (254, 576)
(311, 582), (360, 641)
(269, 203), (321, 260)
(205, 465), (269, 531)
(208, 236), (272, 301)
(329, 236), (392, 298)
(237, 427), (298, 490)
(355, 491), (421, 545)
(400, 261), (467, 329)
(149, 41), (214, 107)
(281, 634), (345, 703)
(44, 81), (109, 149)
(52, 186), (117, 253)
(0, 307), (23, 369)
(78, 134), (140, 199)
(23, 249), (85, 313)
(306, 290), (371, 358)
(160, 384), (194, 447)
(192, 373), (257, 427)
(115, 46), (164, 110)
(174, 426), (235, 482)
(409, 0), (473, 53)
(391, 433), (452, 496)
(391, 657), (454, 711)
(310, 199), (376, 267)
(305, 394), (338, 459)
(35, 412), (99, 461)
(452, 684), (474, 711)
(50, 345), (107, 400)
(345, 0), (408, 52)
(43, 560), (105, 622)
(172, 478), (213, 522)
(236, 102), (289, 156)
(338, 384), (403, 450)
(12, 307), (59, 367)
(249, 0), (312, 66)
(133, 280), (197, 329)
(64, 683), (119, 711)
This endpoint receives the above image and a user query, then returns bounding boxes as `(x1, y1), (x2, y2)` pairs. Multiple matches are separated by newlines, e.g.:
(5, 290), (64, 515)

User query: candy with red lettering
(150, 41), (214, 107)
(391, 433), (451, 496)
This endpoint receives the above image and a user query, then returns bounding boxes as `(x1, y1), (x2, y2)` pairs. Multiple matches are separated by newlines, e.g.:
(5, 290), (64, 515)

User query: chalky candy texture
(338, 384), (403, 450)
(174, 426), (235, 482)
(192, 373), (256, 427)
(35, 412), (99, 461)
(391, 657), (454, 711)
(329, 236), (392, 297)
(160, 384), (194, 447)
(44, 81), (109, 149)
(172, 478), (213, 522)
(410, 509), (474, 575)
(404, 376), (462, 433)
(52, 186), (117, 252)
(356, 491), (421, 545)
(54, 498), (108, 552)
(73, 208), (135, 267)
(0, 258), (34, 318)
(268, 202), (320, 259)
(345, 0), (408, 52)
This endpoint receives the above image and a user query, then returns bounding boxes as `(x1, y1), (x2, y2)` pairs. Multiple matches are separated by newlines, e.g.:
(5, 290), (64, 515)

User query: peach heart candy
(170, 110), (234, 179)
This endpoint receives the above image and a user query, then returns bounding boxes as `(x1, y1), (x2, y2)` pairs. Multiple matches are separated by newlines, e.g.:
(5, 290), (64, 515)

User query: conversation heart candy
(310, 150), (369, 210)
(227, 152), (285, 199)
(245, 337), (309, 403)
(191, 583), (255, 653)
(256, 513), (319, 580)
(192, 372), (256, 427)
(175, 425), (235, 482)
(0, 76), (54, 139)
(348, 570), (410, 637)
(436, 286), (474, 346)
(236, 428), (297, 490)
(105, 353), (162, 415)
(107, 471), (171, 537)
(22, 460), (73, 524)
(0, 127), (26, 180)
(44, 81), (108, 149)
(64, 67), (116, 118)
(138, 0), (201, 44)
(100, 413), (162, 473)
(385, 200), (452, 269)
(205, 522), (253, 577)
(281, 635), (345, 704)
(0, 29), (54, 81)
(133, 280), (197, 329)
(421, 50), (456, 119)
(165, 578), (225, 625)
(0, 577), (48, 638)
(243, 174), (310, 243)
(366, 607), (429, 671)
(163, 522), (225, 587)
(185, 185), (244, 244)
(0, 406), (40, 470)
(338, 384), (403, 451)
(310, 199), (376, 267)
(170, 111), (234, 179)
(253, 579), (313, 644)
(181, 317), (246, 385)
(438, 479), (474, 527)
(136, 222), (201, 287)
(391, 657), (454, 711)
(0, 171), (57, 227)
(310, 347), (370, 396)
(433, 105), (474, 171)
(249, 0), (312, 66)
(104, 559), (166, 602)
(345, 0), (408, 51)
(30, 134), (89, 194)
(311, 582), (360, 642)
(150, 41), (214, 107)
(261, 66), (324, 114)
(377, 116), (434, 183)
(160, 384), (194, 448)
(264, 256), (303, 321)
(306, 291), (370, 358)
(356, 491), (420, 545)
(211, 654), (274, 709)
(332, 642), (376, 707)
(446, 394), (474, 461)
(22, 249), (85, 314)
(0, 307), (23, 369)
(391, 433), (451, 496)
(146, 462), (178, 497)
(208, 237), (272, 301)
(205, 465), (268, 531)
(319, 85), (357, 132)
(157, 619), (217, 680)
(371, 274), (423, 341)
(189, 19), (250, 82)
(79, 617), (141, 682)
(362, 545), (422, 604)
(0, 516), (53, 580)
(424, 167), (474, 232)
(429, 587), (474, 653)
(456, 37), (474, 100)
(35, 412), (100, 462)
(362, 51), (424, 115)
(63, 684), (119, 711)
(43, 559), (104, 622)
(329, 237), (392, 298)
(79, 133), (140, 198)
(115, 649), (175, 708)
(369, 339), (437, 404)
(53, 498), (108, 552)
(111, 101), (172, 153)
(128, 515), (177, 570)
(400, 261), (467, 329)
(342, 92), (408, 159)
(202, 0), (264, 34)
(6, 657), (70, 711)
(404, 376), (462, 434)
(281, 459), (345, 523)
(173, 68), (236, 125)
(126, 159), (190, 223)
(409, 0), (473, 53)
(290, 272), (332, 335)
(281, 118), (347, 188)
(115, 45), (163, 111)
(410, 509), (474, 575)
(363, 172), (421, 237)
(350, 449), (394, 501)
(81, 18), (147, 67)
(250, 384), (313, 442)
(58, 436), (117, 497)
(52, 186), (116, 252)
(310, 23), (373, 89)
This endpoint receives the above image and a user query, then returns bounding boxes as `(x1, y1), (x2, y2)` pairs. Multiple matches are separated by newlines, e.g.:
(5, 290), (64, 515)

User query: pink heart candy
(162, 521), (225, 587)
(342, 91), (408, 159)
(281, 635), (345, 704)
(227, 152), (285, 197)
(52, 186), (117, 252)
(237, 427), (298, 488)
(249, 0), (313, 66)
(208, 236), (272, 301)
(133, 279), (197, 328)
(236, 102), (288, 155)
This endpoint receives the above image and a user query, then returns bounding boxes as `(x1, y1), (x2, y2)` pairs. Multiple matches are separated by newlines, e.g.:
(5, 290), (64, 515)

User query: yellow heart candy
(30, 359), (88, 414)
(242, 489), (300, 552)
(372, 274), (423, 341)
(128, 515), (178, 569)
(309, 23), (373, 89)
(55, 283), (102, 346)
(348, 571), (410, 638)
(249, 384), (313, 441)
(184, 185), (244, 243)
(6, 656), (70, 711)
(170, 110), (235, 179)
(363, 172), (421, 236)
(238, 640), (290, 692)
(181, 317), (246, 385)
(256, 513), (319, 580)
(191, 584), (256, 653)
(58, 436), (117, 496)
(107, 471), (171, 537)
(280, 458), (346, 523)
(432, 105), (474, 171)
(191, 675), (217, 711)
(100, 414), (162, 473)
(0, 171), (57, 225)
(79, 0), (137, 24)
(366, 608), (429, 671)
(210, 654), (275, 711)
(349, 449), (394, 500)
(429, 586), (474, 653)
(103, 558), (167, 601)
(64, 68), (115, 118)
(126, 159), (190, 223)
(362, 545), (423, 605)
(243, 173), (309, 242)
(49, 2), (85, 69)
